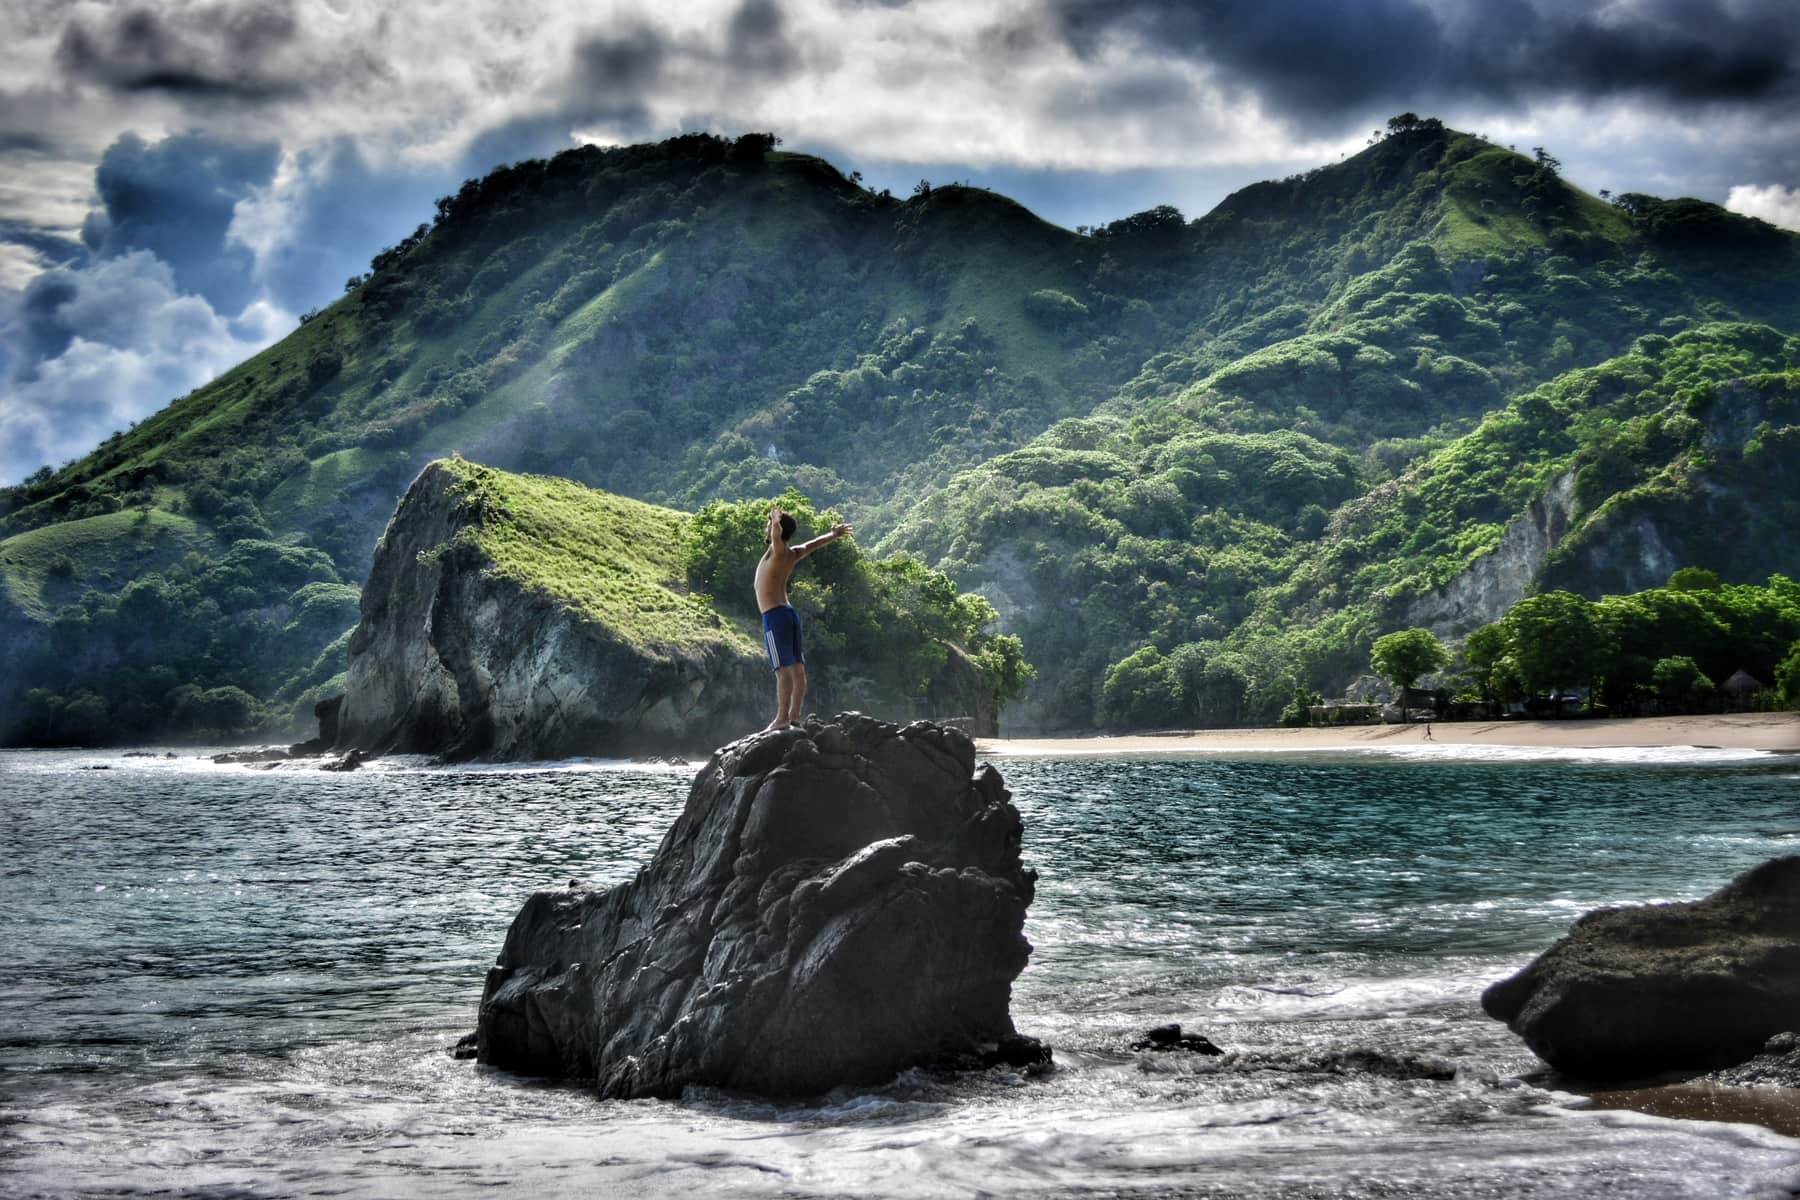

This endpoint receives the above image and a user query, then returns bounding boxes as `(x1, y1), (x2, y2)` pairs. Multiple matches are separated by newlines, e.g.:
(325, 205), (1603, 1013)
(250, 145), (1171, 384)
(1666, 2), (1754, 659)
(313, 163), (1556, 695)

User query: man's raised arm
(793, 522), (853, 559)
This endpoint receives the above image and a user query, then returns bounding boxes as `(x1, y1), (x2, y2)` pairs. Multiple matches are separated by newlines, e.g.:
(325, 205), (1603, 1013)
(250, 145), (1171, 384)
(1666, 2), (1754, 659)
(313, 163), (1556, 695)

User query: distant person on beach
(756, 505), (852, 731)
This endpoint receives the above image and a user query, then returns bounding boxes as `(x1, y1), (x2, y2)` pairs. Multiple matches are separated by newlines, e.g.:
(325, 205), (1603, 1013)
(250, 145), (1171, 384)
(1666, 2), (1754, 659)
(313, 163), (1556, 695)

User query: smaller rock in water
(1130, 1023), (1224, 1054)
(1704, 1032), (1800, 1089)
(1483, 855), (1800, 1080)
(320, 749), (367, 773)
(449, 1032), (480, 1061)
(212, 748), (292, 765)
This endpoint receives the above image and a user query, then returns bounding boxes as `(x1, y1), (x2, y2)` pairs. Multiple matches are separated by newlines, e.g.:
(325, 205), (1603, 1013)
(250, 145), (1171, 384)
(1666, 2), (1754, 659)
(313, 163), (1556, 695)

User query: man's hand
(831, 522), (852, 540)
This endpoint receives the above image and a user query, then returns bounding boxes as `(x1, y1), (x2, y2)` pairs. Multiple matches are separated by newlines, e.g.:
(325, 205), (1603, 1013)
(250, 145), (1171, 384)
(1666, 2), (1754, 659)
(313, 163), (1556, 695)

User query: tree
(1501, 591), (1614, 706)
(1370, 627), (1449, 691)
(1101, 646), (1177, 729)
(1279, 686), (1321, 727)
(1652, 655), (1714, 711)
(1463, 623), (1519, 706)
(1775, 640), (1800, 709)
(1668, 566), (1722, 592)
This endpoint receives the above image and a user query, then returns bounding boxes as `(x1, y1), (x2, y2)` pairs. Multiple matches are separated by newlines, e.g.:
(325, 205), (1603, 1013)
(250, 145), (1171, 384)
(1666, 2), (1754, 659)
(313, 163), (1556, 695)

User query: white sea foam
(1348, 742), (1781, 765)
(983, 740), (1783, 766)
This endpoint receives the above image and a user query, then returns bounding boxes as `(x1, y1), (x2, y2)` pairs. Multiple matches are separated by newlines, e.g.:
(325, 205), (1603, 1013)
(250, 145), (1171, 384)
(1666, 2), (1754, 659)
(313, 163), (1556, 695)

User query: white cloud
(0, 251), (282, 484)
(1726, 183), (1800, 232)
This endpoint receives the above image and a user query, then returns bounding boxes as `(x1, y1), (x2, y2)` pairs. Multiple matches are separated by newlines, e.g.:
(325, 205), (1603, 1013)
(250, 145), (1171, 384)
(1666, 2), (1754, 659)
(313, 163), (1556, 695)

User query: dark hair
(769, 513), (797, 544)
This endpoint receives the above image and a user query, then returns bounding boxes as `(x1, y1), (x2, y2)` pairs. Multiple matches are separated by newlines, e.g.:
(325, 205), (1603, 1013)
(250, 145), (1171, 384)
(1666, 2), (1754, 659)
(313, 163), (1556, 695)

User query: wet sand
(979, 711), (1800, 756)
(1573, 1082), (1800, 1138)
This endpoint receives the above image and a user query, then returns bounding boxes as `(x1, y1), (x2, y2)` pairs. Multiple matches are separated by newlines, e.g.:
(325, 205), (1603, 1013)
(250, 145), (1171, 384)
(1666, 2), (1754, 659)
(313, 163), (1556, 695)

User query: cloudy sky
(2, 0), (1798, 485)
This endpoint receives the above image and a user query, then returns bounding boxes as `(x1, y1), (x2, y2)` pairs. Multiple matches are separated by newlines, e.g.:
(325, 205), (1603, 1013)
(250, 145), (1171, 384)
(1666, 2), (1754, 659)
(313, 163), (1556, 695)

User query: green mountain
(4, 122), (1798, 742)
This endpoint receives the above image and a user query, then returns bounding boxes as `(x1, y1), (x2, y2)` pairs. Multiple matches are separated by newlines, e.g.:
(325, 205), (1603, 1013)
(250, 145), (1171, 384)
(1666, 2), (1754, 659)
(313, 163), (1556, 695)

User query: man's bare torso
(755, 544), (795, 612)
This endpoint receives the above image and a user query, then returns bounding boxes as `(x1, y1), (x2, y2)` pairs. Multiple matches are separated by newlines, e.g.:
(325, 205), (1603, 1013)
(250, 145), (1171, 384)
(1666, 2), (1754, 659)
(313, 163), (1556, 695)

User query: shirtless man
(755, 505), (852, 731)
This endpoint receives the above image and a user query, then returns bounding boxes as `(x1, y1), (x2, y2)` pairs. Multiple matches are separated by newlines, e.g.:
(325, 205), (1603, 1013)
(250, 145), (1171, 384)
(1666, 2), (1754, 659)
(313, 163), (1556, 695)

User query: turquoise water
(3, 744), (1799, 1197)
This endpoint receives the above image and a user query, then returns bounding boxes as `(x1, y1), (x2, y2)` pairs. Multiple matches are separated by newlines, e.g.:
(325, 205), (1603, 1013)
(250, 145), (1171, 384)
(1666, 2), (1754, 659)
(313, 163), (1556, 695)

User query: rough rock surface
(1703, 1031), (1800, 1088)
(476, 713), (1039, 1098)
(334, 462), (764, 759)
(1405, 469), (1576, 639)
(1482, 856), (1800, 1080)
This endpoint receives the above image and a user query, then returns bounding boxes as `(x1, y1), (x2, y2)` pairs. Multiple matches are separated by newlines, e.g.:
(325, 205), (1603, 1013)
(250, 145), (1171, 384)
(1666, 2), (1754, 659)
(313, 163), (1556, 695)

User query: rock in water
(334, 458), (764, 760)
(1482, 856), (1800, 1080)
(476, 713), (1040, 1098)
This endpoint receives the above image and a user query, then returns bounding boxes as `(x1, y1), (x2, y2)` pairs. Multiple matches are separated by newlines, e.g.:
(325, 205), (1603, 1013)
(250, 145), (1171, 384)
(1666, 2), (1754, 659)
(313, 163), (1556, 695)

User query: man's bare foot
(762, 719), (791, 733)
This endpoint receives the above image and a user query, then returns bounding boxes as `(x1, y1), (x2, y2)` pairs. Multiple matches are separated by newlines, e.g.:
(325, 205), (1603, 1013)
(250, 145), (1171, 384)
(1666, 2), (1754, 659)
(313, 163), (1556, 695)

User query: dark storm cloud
(0, 221), (89, 270)
(569, 2), (803, 97)
(727, 0), (802, 77)
(573, 23), (671, 95)
(80, 131), (278, 314)
(55, 1), (302, 100)
(475, 6), (802, 174)
(0, 132), (56, 154)
(1046, 0), (1799, 129)
(16, 270), (82, 366)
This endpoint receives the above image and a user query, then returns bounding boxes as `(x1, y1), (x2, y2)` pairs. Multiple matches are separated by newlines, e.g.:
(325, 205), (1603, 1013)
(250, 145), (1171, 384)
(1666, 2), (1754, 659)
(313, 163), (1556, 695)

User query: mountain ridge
(4, 122), (1797, 741)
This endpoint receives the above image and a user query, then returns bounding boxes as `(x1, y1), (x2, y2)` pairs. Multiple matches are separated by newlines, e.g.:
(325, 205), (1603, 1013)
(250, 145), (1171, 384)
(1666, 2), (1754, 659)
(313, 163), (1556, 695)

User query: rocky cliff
(335, 458), (765, 759)
(476, 713), (1042, 1097)
(1406, 470), (1578, 638)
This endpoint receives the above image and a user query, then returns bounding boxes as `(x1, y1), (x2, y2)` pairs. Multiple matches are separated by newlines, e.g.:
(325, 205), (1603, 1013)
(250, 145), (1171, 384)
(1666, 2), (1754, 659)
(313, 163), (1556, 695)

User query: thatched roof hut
(1722, 669), (1765, 710)
(1723, 669), (1765, 695)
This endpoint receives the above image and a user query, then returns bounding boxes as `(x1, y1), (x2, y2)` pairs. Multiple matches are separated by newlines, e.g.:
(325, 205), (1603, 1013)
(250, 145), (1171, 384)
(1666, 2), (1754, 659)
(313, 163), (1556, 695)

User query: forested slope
(4, 121), (1797, 741)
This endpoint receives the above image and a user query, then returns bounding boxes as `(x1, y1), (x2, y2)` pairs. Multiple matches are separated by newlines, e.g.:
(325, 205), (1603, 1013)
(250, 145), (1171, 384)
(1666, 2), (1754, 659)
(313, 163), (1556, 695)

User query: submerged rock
(1482, 856), (1800, 1080)
(212, 747), (293, 765)
(1130, 1023), (1224, 1055)
(476, 713), (1042, 1098)
(320, 748), (366, 772)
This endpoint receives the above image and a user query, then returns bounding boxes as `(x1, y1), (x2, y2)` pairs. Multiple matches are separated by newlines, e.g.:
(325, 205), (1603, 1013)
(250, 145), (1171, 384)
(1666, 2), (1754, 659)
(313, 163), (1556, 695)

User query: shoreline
(979, 711), (1800, 757)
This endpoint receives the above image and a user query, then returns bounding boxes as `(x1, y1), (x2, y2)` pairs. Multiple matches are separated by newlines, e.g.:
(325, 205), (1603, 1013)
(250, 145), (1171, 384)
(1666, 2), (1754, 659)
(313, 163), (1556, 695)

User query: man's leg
(783, 663), (807, 727)
(766, 666), (796, 731)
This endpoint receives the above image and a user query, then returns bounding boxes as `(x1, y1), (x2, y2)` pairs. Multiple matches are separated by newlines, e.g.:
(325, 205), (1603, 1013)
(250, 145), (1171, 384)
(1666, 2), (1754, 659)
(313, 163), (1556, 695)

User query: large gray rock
(1482, 856), (1800, 1080)
(476, 713), (1040, 1098)
(335, 460), (765, 760)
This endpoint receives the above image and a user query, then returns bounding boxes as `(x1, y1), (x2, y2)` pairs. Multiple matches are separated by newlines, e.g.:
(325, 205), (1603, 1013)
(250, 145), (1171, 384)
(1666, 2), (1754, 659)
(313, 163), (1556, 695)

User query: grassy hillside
(428, 456), (747, 654)
(0, 508), (212, 622)
(3, 121), (1798, 741)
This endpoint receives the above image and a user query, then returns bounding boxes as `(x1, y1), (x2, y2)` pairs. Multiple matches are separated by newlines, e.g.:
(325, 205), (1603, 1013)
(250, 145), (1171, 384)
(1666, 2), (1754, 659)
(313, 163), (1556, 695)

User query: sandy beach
(979, 711), (1800, 756)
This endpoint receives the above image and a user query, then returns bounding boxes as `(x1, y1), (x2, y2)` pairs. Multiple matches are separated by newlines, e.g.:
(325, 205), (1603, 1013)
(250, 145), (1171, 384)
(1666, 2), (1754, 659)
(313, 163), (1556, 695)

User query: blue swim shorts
(761, 604), (804, 671)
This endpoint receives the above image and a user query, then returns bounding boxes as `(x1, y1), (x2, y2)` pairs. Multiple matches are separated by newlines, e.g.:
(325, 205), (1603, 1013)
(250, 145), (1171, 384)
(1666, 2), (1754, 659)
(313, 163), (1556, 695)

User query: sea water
(3, 744), (1799, 1198)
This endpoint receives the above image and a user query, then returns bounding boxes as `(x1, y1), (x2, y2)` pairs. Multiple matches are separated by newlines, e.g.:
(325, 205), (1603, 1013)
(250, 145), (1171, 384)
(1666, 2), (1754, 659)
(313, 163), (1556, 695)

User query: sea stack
(475, 713), (1043, 1098)
(334, 457), (764, 760)
(1482, 855), (1800, 1080)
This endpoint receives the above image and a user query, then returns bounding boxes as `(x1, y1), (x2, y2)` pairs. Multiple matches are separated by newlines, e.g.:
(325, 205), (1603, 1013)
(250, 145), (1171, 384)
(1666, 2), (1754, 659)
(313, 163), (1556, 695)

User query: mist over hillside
(3, 121), (1797, 743)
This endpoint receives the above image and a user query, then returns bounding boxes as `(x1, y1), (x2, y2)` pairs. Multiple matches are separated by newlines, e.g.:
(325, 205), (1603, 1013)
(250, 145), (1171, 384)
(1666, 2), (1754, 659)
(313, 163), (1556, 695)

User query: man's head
(768, 513), (797, 545)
